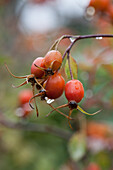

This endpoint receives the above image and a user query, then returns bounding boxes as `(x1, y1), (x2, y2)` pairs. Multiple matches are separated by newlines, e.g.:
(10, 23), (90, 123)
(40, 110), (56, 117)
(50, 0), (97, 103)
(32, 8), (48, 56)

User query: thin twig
(68, 34), (113, 52)
(60, 34), (113, 60)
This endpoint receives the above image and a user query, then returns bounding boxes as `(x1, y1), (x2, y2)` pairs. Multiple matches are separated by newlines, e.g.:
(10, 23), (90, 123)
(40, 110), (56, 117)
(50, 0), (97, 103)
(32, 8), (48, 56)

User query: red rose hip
(44, 50), (62, 71)
(65, 79), (84, 103)
(44, 72), (65, 99)
(31, 57), (45, 78)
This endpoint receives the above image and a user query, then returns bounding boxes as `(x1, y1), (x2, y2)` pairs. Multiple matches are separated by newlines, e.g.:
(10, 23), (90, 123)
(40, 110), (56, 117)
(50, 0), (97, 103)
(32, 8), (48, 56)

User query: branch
(0, 112), (72, 140)
(60, 34), (113, 60)
(68, 34), (113, 51)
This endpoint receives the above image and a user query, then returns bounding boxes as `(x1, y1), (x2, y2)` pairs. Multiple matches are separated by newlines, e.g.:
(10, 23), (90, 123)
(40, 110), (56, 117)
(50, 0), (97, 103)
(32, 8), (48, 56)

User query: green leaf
(65, 55), (78, 80)
(59, 55), (68, 80)
(68, 133), (86, 161)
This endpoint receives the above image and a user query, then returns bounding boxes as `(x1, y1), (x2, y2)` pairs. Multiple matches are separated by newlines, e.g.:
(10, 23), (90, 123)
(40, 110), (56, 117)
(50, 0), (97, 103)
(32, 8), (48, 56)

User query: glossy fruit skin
(44, 72), (65, 99)
(18, 89), (33, 105)
(44, 50), (62, 71)
(65, 79), (84, 103)
(31, 57), (45, 78)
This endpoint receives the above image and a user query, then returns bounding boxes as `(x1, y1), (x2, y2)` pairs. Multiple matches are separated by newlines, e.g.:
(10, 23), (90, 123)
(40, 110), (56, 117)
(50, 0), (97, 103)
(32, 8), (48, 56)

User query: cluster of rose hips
(5, 35), (103, 128)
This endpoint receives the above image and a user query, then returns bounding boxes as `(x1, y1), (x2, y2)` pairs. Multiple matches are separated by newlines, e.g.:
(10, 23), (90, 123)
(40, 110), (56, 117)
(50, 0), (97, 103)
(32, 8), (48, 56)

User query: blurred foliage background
(0, 0), (113, 169)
